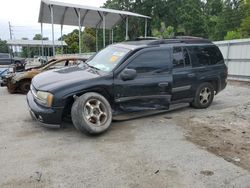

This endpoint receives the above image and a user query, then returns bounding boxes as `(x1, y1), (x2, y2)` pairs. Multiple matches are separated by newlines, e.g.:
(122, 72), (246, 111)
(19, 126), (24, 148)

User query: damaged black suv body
(27, 38), (227, 135)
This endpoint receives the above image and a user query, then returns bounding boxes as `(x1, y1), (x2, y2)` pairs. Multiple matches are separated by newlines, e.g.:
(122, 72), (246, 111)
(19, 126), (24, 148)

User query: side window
(127, 49), (170, 75)
(173, 47), (191, 68)
(173, 47), (184, 68)
(205, 46), (224, 65)
(48, 60), (67, 69)
(183, 48), (191, 66)
(187, 46), (224, 67)
(75, 59), (86, 65)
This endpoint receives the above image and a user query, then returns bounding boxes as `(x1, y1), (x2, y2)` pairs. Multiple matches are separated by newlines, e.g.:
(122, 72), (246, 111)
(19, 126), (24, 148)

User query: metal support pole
(112, 29), (114, 44)
(38, 45), (41, 56)
(96, 28), (98, 52)
(109, 30), (111, 44)
(41, 22), (44, 58)
(50, 5), (55, 56)
(103, 13), (106, 48)
(145, 18), (147, 38)
(78, 9), (81, 54)
(61, 25), (63, 54)
(8, 21), (13, 57)
(47, 47), (50, 57)
(126, 16), (129, 40)
(28, 45), (30, 58)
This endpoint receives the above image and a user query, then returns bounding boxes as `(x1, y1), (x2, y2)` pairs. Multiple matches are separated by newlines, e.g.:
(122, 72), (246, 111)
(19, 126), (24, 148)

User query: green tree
(0, 39), (9, 53)
(202, 0), (223, 40)
(176, 0), (205, 36)
(152, 23), (174, 38)
(82, 28), (96, 52)
(240, 0), (250, 37)
(214, 0), (244, 40)
(224, 30), (242, 40)
(61, 27), (96, 53)
(63, 29), (80, 53)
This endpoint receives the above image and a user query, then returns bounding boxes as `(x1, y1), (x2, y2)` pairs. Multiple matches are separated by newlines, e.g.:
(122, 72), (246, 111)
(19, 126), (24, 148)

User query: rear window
(187, 46), (224, 67)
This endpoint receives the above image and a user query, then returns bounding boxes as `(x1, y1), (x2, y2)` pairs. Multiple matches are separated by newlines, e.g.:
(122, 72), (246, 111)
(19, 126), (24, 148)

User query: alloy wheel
(83, 99), (108, 126)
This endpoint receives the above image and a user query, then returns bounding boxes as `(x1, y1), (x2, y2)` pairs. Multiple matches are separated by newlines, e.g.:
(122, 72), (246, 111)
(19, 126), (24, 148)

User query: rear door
(172, 46), (195, 101)
(114, 47), (172, 112)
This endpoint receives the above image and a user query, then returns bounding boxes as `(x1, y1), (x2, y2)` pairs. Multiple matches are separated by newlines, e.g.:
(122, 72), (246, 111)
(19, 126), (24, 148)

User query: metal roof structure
(39, 0), (150, 29)
(38, 0), (151, 56)
(7, 39), (67, 47)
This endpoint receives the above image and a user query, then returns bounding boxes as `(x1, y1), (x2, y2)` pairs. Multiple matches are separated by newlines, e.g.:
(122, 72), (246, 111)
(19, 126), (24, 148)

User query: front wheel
(19, 80), (31, 94)
(71, 92), (112, 135)
(7, 82), (16, 94)
(191, 82), (214, 109)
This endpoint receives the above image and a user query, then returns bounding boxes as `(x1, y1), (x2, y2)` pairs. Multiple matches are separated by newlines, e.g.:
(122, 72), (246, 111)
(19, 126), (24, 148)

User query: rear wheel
(19, 80), (31, 94)
(71, 92), (112, 135)
(7, 82), (16, 94)
(191, 82), (214, 109)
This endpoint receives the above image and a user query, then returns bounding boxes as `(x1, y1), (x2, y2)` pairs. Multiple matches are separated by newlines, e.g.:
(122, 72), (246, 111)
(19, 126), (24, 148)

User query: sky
(0, 0), (106, 40)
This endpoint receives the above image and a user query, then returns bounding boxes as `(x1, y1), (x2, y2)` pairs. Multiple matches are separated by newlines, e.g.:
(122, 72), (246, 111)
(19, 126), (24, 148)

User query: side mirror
(120, 68), (137, 81)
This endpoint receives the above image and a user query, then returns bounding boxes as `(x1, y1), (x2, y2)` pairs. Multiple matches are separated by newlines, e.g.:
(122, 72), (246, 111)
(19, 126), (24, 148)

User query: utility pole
(8, 21), (13, 57)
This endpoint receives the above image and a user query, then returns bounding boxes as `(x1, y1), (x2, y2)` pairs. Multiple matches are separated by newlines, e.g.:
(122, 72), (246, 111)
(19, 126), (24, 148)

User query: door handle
(158, 82), (169, 87)
(187, 73), (195, 78)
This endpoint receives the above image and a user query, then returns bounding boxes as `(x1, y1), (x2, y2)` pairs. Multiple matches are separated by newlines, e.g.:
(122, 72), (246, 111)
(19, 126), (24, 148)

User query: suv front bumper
(26, 91), (64, 128)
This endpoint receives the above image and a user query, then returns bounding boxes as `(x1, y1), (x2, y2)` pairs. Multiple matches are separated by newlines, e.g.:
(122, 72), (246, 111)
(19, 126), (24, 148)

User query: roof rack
(122, 36), (212, 47)
(148, 37), (212, 45)
(134, 37), (159, 41)
(131, 36), (211, 45)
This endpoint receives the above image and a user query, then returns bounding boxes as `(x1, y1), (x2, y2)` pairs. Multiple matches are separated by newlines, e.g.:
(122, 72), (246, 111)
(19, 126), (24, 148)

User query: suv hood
(32, 66), (101, 91)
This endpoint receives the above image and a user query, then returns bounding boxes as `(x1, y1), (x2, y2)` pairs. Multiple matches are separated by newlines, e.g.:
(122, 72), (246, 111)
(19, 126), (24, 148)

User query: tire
(191, 82), (214, 109)
(7, 82), (16, 94)
(71, 92), (112, 135)
(19, 80), (31, 94)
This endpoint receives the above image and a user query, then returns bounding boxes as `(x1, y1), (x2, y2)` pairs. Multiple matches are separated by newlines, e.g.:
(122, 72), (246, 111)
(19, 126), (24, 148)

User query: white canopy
(38, 0), (151, 56)
(7, 39), (67, 47)
(38, 0), (150, 29)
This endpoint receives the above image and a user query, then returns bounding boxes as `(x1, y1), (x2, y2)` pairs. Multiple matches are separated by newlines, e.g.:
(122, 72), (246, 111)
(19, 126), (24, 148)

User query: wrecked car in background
(27, 37), (227, 135)
(6, 57), (87, 94)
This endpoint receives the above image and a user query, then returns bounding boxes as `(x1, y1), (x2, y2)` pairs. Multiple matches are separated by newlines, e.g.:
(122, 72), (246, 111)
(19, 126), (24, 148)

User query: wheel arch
(62, 87), (113, 118)
(199, 77), (220, 94)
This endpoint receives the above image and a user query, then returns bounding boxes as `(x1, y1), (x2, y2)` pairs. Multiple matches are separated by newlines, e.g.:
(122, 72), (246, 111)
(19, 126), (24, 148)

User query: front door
(114, 48), (172, 112)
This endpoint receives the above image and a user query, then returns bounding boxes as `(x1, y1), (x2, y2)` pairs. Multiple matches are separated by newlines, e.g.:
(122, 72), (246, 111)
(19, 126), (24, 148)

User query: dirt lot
(0, 82), (250, 188)
(171, 81), (250, 171)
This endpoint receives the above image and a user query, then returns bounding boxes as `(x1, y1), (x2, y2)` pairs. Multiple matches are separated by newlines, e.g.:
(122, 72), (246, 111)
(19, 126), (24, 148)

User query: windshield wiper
(84, 62), (101, 75)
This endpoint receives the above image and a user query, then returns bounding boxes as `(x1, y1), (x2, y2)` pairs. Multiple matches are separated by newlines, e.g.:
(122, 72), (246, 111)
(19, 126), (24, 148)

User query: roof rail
(134, 37), (159, 41)
(171, 36), (203, 39)
(148, 38), (212, 45)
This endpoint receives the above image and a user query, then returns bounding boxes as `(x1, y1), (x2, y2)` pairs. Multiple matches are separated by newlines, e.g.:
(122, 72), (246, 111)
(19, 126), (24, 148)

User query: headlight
(36, 91), (54, 107)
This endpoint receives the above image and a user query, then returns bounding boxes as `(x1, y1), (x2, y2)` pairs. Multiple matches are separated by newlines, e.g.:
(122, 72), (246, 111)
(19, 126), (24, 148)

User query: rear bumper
(217, 79), (227, 94)
(26, 91), (64, 128)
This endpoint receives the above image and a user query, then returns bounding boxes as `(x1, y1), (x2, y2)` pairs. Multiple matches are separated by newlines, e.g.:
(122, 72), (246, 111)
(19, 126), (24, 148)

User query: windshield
(82, 46), (130, 72)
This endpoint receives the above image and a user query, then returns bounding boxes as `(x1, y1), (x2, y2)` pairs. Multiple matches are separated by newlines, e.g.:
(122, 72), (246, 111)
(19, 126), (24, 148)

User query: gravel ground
(0, 82), (250, 188)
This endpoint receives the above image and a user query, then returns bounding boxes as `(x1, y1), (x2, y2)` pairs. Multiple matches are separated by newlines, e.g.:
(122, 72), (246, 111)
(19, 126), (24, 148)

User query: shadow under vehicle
(27, 37), (228, 135)
(5, 57), (87, 94)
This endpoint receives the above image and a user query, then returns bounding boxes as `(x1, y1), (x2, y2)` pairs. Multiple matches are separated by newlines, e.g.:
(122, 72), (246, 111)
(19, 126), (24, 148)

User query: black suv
(27, 38), (227, 135)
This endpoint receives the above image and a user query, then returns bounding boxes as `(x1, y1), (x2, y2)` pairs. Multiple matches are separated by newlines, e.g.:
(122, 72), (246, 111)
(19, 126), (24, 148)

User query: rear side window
(187, 46), (224, 67)
(173, 47), (191, 68)
(127, 49), (171, 75)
